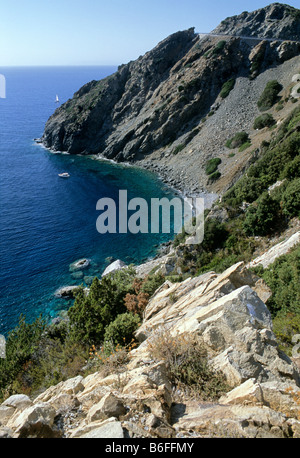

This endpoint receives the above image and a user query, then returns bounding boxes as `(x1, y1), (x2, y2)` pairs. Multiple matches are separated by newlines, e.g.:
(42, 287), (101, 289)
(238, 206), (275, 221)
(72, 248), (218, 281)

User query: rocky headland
(40, 3), (300, 196)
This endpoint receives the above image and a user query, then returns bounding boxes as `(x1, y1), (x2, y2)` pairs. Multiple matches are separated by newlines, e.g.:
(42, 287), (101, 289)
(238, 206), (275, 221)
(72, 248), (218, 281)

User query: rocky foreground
(0, 234), (300, 438)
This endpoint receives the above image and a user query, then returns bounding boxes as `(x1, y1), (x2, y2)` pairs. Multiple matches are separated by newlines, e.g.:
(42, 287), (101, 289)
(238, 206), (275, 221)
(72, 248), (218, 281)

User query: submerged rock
(71, 271), (84, 280)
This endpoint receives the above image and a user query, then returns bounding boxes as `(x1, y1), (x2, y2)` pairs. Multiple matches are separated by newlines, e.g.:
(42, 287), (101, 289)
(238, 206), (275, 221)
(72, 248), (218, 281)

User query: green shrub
(212, 40), (226, 55)
(224, 175), (265, 205)
(140, 272), (165, 297)
(277, 105), (300, 138)
(172, 144), (185, 155)
(68, 276), (128, 345)
(243, 192), (281, 236)
(239, 141), (251, 152)
(205, 157), (222, 175)
(208, 171), (221, 181)
(262, 244), (300, 317)
(282, 178), (300, 217)
(272, 313), (300, 355)
(223, 114), (300, 207)
(0, 315), (46, 400)
(22, 339), (88, 393)
(253, 113), (276, 129)
(173, 230), (188, 247)
(276, 101), (284, 111)
(103, 313), (141, 346)
(220, 78), (235, 98)
(257, 80), (283, 111)
(202, 218), (229, 251)
(226, 132), (250, 149)
(281, 156), (300, 179)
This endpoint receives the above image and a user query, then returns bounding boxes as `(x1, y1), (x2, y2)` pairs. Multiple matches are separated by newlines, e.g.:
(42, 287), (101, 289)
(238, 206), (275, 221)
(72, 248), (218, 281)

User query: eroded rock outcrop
(1, 257), (300, 438)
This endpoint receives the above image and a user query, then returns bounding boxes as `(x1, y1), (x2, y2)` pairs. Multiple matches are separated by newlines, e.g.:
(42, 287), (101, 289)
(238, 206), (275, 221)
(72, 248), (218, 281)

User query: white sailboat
(55, 94), (59, 103)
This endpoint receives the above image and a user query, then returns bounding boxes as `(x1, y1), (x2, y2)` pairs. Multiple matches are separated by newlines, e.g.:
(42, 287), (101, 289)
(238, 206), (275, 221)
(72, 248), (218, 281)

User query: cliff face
(42, 28), (198, 156)
(41, 3), (300, 195)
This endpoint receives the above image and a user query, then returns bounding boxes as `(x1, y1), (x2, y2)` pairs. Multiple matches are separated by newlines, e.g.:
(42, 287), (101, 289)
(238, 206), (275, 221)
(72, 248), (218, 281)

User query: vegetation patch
(238, 141), (251, 152)
(172, 143), (185, 155)
(205, 157), (222, 175)
(243, 192), (280, 236)
(226, 131), (250, 149)
(212, 40), (226, 55)
(104, 312), (141, 346)
(257, 80), (283, 112)
(208, 171), (221, 182)
(223, 107), (300, 208)
(147, 328), (229, 400)
(253, 113), (276, 130)
(249, 244), (300, 355)
(220, 78), (235, 99)
(281, 178), (300, 218)
(0, 267), (166, 401)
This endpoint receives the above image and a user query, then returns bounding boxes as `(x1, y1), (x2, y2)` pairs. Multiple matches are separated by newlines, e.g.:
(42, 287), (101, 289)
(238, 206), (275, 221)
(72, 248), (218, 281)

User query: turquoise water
(0, 66), (177, 334)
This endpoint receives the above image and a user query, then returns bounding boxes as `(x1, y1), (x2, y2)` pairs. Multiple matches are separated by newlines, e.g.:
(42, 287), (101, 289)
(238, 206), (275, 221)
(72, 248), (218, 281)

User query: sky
(1, 0), (300, 66)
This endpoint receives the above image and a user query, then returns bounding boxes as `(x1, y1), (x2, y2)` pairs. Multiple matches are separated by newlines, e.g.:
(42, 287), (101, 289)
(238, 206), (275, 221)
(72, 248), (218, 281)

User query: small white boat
(55, 94), (59, 103)
(58, 172), (70, 178)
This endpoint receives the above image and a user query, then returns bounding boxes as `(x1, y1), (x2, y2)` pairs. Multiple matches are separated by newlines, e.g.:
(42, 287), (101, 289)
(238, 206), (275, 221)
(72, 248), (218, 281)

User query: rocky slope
(1, 237), (300, 438)
(213, 2), (300, 40)
(41, 3), (300, 196)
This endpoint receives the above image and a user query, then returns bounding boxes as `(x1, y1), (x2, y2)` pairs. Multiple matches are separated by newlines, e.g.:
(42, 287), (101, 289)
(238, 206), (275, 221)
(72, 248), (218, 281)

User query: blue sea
(0, 66), (178, 335)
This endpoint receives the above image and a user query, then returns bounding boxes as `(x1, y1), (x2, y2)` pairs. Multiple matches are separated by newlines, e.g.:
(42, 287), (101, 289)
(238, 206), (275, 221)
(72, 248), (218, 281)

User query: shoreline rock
(102, 260), (127, 277)
(54, 285), (83, 299)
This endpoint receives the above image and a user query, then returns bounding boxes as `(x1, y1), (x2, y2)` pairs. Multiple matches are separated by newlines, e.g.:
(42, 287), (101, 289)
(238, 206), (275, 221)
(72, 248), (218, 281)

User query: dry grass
(285, 386), (300, 420)
(88, 339), (138, 378)
(147, 327), (229, 401)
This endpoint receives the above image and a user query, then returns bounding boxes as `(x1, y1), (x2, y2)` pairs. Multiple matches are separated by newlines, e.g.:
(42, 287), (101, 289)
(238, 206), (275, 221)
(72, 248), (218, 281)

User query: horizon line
(0, 64), (120, 68)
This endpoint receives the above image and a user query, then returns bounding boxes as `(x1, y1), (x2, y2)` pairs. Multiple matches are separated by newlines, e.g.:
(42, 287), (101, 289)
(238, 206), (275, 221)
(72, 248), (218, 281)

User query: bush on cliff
(225, 131), (250, 149)
(103, 312), (141, 346)
(257, 80), (283, 111)
(68, 276), (128, 345)
(0, 315), (46, 400)
(253, 113), (276, 129)
(147, 328), (229, 400)
(220, 78), (235, 99)
(205, 158), (222, 175)
(243, 192), (281, 236)
(281, 178), (300, 218)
